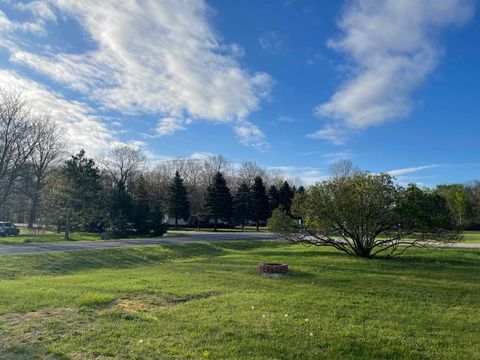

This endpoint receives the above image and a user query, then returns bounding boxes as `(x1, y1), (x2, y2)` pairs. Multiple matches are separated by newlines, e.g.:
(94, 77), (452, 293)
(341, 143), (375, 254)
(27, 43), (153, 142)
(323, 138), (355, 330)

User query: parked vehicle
(0, 222), (20, 237)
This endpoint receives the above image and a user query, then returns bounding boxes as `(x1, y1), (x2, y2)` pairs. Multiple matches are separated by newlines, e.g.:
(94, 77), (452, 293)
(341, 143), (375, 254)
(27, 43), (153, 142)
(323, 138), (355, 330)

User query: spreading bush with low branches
(268, 172), (460, 258)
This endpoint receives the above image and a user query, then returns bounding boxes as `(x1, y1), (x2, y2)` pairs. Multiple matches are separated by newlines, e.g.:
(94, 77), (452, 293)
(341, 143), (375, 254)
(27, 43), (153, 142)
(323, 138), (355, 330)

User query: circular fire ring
(259, 263), (288, 274)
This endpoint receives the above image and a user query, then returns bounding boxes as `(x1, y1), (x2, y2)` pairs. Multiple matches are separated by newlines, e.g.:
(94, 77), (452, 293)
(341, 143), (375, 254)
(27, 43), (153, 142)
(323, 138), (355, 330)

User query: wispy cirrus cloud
(2, 0), (273, 150)
(0, 69), (113, 153)
(387, 164), (439, 177)
(311, 0), (474, 144)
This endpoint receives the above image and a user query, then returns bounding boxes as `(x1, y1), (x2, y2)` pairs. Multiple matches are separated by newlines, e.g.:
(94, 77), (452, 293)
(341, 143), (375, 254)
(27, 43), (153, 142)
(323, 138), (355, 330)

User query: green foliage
(45, 150), (105, 238)
(251, 176), (269, 230)
(168, 171), (190, 226)
(132, 175), (167, 237)
(436, 184), (474, 228)
(267, 207), (297, 234)
(397, 184), (455, 231)
(279, 181), (294, 213)
(108, 182), (133, 238)
(204, 172), (233, 230)
(268, 185), (280, 213)
(275, 172), (459, 257)
(233, 182), (252, 229)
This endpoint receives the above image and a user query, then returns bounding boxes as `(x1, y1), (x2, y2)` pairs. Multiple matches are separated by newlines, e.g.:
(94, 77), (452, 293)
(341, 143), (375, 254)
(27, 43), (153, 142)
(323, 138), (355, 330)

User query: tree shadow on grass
(0, 241), (289, 280)
(0, 243), (229, 279)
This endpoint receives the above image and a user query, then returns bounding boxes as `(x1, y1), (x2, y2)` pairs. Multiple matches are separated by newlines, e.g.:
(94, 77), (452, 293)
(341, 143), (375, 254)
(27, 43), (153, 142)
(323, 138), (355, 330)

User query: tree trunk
(214, 217), (217, 232)
(28, 193), (39, 229)
(241, 222), (245, 232)
(175, 216), (178, 230)
(256, 219), (259, 232)
(64, 219), (70, 240)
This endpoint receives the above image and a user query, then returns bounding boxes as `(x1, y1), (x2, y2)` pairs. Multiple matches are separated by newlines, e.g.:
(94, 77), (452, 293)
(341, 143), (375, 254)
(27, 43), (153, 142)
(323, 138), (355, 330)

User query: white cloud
(15, 1), (57, 22)
(387, 164), (439, 177)
(269, 165), (328, 186)
(313, 0), (474, 143)
(190, 152), (217, 160)
(277, 115), (294, 123)
(156, 117), (188, 137)
(323, 151), (354, 163)
(307, 124), (346, 145)
(0, 9), (46, 34)
(234, 121), (270, 151)
(259, 31), (285, 53)
(3, 0), (273, 149)
(0, 69), (113, 154)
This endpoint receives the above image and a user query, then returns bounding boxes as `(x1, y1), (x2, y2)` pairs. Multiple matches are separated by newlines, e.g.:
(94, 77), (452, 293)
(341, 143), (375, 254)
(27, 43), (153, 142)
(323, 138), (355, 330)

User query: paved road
(0, 231), (277, 255)
(0, 231), (479, 256)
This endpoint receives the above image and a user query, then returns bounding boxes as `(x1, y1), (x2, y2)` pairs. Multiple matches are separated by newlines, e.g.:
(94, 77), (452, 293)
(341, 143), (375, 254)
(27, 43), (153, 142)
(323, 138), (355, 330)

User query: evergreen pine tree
(268, 185), (281, 214)
(132, 175), (167, 236)
(279, 181), (294, 214)
(168, 171), (190, 229)
(47, 150), (104, 240)
(109, 182), (133, 237)
(204, 172), (233, 231)
(233, 182), (252, 232)
(132, 175), (151, 235)
(251, 176), (269, 231)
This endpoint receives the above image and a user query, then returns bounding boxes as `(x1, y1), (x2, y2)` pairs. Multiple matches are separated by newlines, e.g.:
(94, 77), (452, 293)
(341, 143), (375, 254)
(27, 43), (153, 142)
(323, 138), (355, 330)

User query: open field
(0, 241), (479, 359)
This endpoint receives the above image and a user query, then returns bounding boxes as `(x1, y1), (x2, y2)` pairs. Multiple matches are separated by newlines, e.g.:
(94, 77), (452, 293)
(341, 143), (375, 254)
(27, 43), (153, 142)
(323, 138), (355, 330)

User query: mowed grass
(0, 227), (188, 245)
(0, 241), (479, 359)
(462, 231), (480, 243)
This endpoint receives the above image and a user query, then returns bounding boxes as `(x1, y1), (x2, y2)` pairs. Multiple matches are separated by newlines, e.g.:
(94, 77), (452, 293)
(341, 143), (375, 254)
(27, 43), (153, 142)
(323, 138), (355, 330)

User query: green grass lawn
(175, 225), (270, 233)
(0, 228), (189, 245)
(462, 231), (480, 243)
(0, 241), (479, 359)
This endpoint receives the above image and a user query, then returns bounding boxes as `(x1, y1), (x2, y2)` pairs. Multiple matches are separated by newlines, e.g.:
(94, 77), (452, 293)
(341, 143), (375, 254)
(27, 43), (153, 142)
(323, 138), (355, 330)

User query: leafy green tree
(251, 176), (269, 231)
(436, 184), (473, 228)
(204, 172), (232, 231)
(46, 150), (104, 240)
(269, 172), (458, 258)
(466, 181), (480, 227)
(296, 186), (306, 195)
(168, 171), (190, 228)
(279, 181), (294, 213)
(268, 185), (280, 213)
(233, 182), (252, 231)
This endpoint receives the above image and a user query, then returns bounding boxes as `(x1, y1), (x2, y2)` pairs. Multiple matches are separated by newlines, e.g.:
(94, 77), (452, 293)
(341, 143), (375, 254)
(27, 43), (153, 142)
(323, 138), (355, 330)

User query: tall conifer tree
(168, 171), (190, 228)
(251, 176), (269, 231)
(233, 182), (252, 232)
(204, 172), (232, 231)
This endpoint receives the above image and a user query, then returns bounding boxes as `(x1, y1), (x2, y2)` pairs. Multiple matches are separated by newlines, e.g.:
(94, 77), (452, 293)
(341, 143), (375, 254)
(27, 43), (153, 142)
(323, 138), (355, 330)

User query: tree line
(2, 90), (480, 242)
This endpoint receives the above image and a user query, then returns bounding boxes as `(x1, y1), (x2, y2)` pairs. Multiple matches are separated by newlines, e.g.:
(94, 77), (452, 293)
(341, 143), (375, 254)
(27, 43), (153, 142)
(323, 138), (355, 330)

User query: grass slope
(0, 241), (479, 359)
(0, 228), (188, 245)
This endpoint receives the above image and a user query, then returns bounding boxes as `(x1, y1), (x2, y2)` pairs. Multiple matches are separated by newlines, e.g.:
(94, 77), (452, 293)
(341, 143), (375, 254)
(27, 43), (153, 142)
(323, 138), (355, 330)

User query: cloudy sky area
(0, 0), (478, 186)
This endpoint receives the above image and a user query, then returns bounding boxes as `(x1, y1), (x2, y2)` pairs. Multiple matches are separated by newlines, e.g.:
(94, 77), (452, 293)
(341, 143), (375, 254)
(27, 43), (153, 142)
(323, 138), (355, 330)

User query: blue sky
(0, 0), (478, 186)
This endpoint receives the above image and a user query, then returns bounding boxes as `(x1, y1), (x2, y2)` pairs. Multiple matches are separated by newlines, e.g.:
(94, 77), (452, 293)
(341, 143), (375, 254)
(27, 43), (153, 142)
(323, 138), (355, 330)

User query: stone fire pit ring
(259, 263), (288, 275)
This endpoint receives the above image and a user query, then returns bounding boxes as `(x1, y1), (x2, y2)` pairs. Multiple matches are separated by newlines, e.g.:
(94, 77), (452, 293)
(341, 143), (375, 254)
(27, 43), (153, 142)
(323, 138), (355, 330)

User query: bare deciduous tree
(0, 89), (39, 215)
(21, 115), (66, 227)
(100, 145), (146, 188)
(237, 161), (266, 187)
(329, 159), (358, 178)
